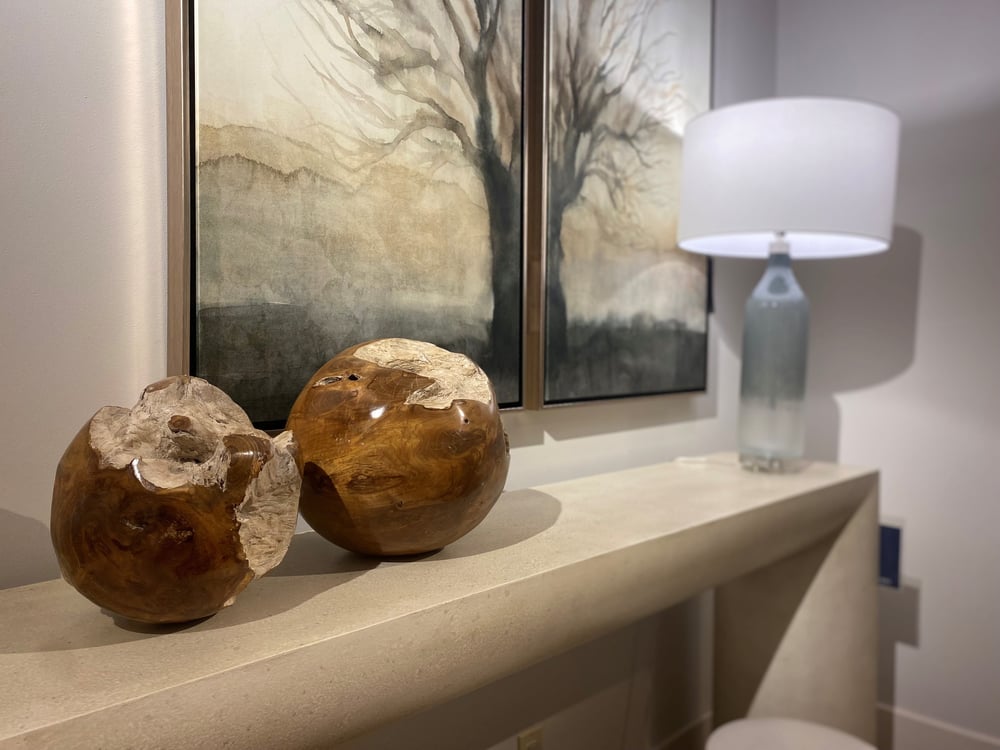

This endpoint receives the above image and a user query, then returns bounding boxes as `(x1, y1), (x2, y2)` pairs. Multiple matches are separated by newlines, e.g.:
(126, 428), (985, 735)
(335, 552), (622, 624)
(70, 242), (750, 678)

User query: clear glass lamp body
(739, 248), (810, 472)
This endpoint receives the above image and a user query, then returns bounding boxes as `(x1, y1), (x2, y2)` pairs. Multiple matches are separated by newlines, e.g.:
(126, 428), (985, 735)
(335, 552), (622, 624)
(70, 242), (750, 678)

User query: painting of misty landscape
(544, 0), (711, 403)
(193, 0), (523, 425)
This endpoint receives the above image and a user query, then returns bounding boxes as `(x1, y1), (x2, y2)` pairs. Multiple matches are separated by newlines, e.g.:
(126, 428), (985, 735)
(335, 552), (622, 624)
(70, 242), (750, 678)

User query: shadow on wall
(799, 226), (923, 461)
(712, 226), (923, 462)
(0, 510), (61, 589)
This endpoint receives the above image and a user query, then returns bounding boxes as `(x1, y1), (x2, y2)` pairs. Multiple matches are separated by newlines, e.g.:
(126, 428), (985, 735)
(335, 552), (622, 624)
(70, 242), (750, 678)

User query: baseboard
(878, 703), (1000, 750)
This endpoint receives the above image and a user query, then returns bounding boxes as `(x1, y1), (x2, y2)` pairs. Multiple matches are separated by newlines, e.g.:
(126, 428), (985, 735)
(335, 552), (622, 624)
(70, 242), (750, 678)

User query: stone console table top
(0, 454), (877, 748)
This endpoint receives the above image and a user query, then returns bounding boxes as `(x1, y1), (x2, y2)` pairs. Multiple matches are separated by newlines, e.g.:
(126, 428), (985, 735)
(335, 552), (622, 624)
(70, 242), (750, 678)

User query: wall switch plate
(518, 727), (544, 750)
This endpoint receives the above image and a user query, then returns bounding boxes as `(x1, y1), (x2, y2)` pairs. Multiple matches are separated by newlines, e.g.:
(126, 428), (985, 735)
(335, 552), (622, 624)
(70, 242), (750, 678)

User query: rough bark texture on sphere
(50, 376), (300, 624)
(288, 338), (510, 556)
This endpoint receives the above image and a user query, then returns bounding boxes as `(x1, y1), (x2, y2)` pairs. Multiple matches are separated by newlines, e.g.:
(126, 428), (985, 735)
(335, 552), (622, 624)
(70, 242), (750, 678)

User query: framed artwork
(542, 0), (712, 404)
(169, 0), (526, 428)
(167, 0), (711, 420)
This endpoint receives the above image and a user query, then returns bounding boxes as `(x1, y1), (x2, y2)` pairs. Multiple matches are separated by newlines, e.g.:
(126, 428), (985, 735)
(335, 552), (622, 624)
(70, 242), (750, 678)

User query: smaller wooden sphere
(288, 339), (510, 556)
(50, 376), (301, 623)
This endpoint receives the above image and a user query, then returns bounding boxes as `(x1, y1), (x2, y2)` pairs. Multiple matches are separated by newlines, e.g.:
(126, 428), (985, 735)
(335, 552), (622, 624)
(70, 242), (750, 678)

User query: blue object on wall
(879, 525), (901, 588)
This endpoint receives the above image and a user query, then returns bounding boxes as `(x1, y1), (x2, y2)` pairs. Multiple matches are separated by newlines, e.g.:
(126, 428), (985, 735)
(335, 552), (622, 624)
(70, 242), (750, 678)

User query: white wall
(0, 2), (168, 588)
(773, 0), (1000, 746)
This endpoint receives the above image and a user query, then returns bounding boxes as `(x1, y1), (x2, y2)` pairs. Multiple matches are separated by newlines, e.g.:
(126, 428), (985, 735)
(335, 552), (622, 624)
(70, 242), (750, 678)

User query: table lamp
(677, 97), (900, 471)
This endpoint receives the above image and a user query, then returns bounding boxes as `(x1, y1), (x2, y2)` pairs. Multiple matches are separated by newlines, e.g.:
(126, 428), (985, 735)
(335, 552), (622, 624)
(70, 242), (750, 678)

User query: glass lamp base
(737, 244), (809, 475)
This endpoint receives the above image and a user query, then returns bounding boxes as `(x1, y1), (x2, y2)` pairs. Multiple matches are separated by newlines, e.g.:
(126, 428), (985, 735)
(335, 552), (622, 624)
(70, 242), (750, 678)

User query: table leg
(713, 481), (878, 742)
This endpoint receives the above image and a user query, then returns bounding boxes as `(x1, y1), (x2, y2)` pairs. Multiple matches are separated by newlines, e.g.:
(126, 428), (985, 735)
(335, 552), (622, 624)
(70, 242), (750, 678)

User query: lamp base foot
(739, 453), (803, 474)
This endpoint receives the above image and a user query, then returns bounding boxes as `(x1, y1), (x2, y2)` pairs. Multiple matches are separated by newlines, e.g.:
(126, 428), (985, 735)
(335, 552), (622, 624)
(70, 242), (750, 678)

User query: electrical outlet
(518, 727), (544, 750)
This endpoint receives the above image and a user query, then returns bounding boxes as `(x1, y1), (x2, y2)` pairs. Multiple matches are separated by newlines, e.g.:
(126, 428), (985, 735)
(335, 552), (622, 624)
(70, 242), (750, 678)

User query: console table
(0, 455), (878, 748)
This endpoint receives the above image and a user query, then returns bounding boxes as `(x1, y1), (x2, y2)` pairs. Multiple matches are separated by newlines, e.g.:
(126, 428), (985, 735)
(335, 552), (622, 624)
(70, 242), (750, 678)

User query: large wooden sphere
(50, 376), (300, 623)
(288, 339), (510, 556)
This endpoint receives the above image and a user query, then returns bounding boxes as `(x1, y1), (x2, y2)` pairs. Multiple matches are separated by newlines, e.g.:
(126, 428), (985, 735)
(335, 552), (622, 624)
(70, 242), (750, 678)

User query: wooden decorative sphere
(50, 376), (301, 623)
(287, 338), (510, 556)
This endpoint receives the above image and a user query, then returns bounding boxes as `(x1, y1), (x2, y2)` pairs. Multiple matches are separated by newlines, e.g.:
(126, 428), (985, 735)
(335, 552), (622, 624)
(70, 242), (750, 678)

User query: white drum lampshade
(678, 97), (900, 259)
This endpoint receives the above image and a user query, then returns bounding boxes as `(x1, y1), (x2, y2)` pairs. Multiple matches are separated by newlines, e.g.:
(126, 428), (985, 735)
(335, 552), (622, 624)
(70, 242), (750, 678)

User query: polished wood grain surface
(288, 341), (510, 556)
(50, 376), (300, 624)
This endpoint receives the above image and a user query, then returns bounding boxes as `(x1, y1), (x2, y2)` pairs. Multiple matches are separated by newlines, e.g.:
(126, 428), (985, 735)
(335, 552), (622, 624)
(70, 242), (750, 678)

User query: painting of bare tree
(192, 0), (523, 426)
(544, 0), (711, 403)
